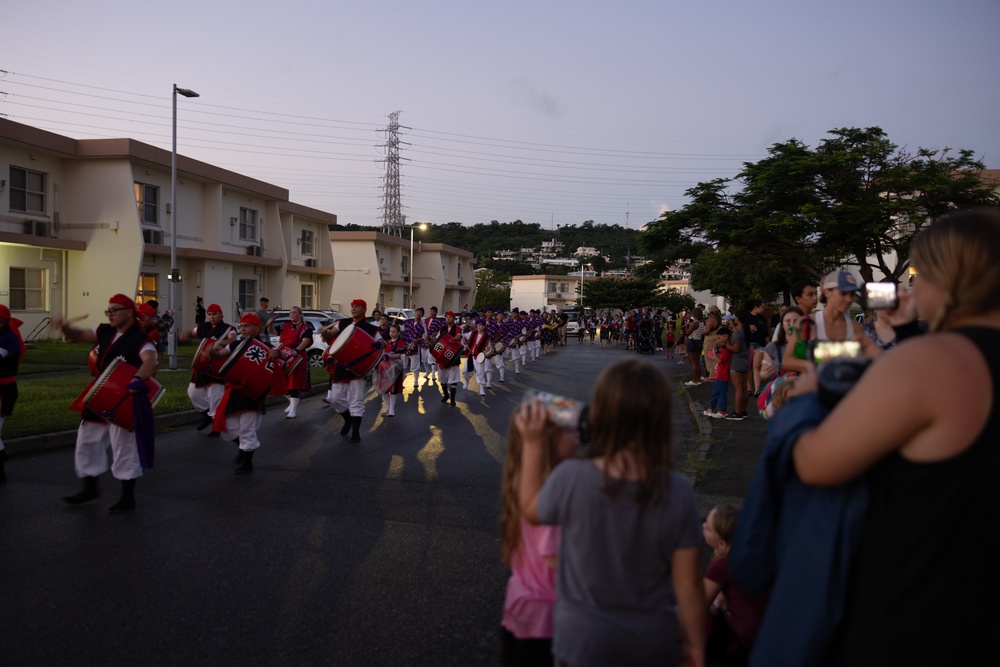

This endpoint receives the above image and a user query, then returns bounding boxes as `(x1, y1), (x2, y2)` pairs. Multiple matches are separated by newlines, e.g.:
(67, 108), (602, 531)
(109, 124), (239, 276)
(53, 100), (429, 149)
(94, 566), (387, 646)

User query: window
(548, 282), (557, 293)
(300, 284), (314, 309)
(300, 229), (314, 256)
(559, 282), (569, 293)
(402, 256), (410, 277)
(134, 183), (159, 225)
(9, 267), (45, 310)
(239, 208), (257, 241)
(136, 273), (158, 305)
(238, 279), (257, 310)
(10, 167), (46, 214)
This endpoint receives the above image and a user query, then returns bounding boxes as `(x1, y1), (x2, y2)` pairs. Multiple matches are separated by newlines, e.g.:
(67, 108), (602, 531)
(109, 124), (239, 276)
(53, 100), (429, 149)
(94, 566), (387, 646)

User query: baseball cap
(822, 270), (860, 292)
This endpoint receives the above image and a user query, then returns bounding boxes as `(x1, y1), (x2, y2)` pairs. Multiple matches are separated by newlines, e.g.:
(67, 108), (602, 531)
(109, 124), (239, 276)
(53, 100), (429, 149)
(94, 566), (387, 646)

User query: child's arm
(517, 399), (550, 524)
(702, 576), (722, 610)
(673, 546), (706, 667)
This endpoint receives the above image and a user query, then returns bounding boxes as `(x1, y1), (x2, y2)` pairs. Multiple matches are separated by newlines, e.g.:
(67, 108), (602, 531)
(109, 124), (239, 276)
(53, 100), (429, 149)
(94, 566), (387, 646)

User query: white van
(384, 307), (416, 322)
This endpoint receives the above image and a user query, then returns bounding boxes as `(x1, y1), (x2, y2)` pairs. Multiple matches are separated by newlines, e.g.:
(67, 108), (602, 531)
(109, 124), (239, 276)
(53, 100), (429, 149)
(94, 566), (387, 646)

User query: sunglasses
(105, 307), (128, 316)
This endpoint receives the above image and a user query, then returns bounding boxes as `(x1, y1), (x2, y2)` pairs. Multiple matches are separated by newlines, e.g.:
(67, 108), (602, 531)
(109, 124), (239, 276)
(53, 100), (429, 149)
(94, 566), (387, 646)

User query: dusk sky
(2, 0), (997, 230)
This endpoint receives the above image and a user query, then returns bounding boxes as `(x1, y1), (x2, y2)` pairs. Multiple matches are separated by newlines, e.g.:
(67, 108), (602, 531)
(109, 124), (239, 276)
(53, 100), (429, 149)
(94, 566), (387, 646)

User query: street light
(169, 83), (199, 370)
(409, 222), (428, 306)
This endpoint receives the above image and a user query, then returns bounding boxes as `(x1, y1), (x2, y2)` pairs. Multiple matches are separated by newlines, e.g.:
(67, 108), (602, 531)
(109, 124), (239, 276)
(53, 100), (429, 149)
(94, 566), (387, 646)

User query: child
(518, 359), (705, 667)
(501, 405), (579, 666)
(704, 327), (731, 419)
(665, 325), (676, 359)
(703, 505), (769, 663)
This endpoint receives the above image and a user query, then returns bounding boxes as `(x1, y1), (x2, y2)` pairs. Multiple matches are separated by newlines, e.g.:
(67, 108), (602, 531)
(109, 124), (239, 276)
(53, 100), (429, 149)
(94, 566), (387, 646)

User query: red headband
(137, 303), (157, 318)
(351, 299), (367, 309)
(109, 294), (135, 312)
(240, 313), (262, 327)
(207, 303), (222, 314)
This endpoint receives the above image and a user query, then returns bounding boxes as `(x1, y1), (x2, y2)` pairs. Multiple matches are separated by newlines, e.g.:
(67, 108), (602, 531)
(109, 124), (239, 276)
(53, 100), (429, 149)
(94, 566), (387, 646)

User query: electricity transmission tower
(377, 111), (411, 237)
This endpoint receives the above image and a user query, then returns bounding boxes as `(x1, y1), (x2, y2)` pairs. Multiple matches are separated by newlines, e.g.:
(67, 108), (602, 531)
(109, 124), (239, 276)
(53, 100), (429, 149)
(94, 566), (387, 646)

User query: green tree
(581, 277), (669, 312)
(474, 269), (511, 310)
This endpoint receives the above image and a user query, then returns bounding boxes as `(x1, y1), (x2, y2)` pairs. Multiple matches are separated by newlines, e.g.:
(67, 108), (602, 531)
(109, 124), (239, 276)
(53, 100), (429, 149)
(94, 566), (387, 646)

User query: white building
(510, 274), (596, 312)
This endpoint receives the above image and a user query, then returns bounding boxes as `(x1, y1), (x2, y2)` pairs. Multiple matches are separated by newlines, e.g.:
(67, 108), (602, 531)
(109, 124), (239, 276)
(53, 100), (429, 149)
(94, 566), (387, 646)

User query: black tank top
(839, 327), (1000, 665)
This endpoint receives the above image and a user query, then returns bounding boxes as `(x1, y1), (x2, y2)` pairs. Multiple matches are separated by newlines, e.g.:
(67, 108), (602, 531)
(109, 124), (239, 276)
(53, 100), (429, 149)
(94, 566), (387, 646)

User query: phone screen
(811, 340), (863, 364)
(863, 282), (899, 310)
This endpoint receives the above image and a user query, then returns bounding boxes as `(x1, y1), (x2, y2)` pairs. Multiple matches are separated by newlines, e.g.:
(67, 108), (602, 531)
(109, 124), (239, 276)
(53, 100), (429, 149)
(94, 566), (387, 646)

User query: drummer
(490, 311), (508, 383)
(328, 299), (383, 443)
(179, 303), (232, 433)
(503, 309), (523, 376)
(435, 311), (465, 406)
(378, 323), (407, 417)
(403, 307), (426, 387)
(268, 305), (313, 419)
(421, 306), (442, 386)
(528, 309), (543, 362)
(0, 304), (26, 484)
(209, 313), (279, 474)
(464, 318), (493, 396)
(51, 294), (158, 513)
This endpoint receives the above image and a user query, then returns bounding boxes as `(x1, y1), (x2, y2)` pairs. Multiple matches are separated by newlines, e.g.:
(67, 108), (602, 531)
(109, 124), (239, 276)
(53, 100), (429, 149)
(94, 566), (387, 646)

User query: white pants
(187, 382), (225, 416)
(439, 365), (461, 386)
(406, 353), (421, 373)
(331, 378), (367, 417)
(506, 346), (522, 371)
(221, 411), (264, 451)
(74, 420), (142, 481)
(492, 353), (506, 374)
(472, 359), (491, 392)
(420, 348), (437, 375)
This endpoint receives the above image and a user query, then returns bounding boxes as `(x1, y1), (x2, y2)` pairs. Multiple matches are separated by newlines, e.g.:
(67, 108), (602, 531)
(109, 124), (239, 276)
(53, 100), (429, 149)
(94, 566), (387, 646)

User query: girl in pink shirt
(500, 409), (578, 666)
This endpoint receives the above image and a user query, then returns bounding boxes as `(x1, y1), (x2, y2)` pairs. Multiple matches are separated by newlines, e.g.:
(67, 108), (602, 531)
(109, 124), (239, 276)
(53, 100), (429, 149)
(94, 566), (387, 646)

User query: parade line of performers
(4, 295), (563, 511)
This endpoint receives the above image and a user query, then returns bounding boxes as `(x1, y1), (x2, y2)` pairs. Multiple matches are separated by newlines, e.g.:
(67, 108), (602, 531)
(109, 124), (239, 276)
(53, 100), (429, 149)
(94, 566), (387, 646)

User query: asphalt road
(1, 340), (699, 667)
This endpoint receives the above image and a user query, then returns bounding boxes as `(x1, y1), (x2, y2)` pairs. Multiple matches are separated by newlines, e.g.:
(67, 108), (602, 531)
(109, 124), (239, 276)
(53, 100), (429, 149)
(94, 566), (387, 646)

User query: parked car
(267, 315), (336, 368)
(383, 307), (416, 322)
(563, 311), (580, 337)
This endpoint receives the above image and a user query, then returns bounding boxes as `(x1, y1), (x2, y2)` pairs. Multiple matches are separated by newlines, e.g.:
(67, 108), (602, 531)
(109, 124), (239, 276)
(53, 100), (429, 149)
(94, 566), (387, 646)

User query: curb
(679, 381), (714, 486)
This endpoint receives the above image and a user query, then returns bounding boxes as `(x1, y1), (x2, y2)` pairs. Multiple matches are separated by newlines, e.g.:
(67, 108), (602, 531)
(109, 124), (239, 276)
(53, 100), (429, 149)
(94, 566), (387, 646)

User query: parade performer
(504, 310), (524, 375)
(327, 299), (383, 442)
(490, 311), (508, 383)
(179, 303), (232, 433)
(515, 309), (531, 367)
(422, 306), (442, 385)
(53, 294), (158, 513)
(465, 318), (493, 396)
(270, 305), (313, 419)
(435, 311), (465, 406)
(209, 313), (280, 474)
(378, 324), (406, 417)
(403, 307), (426, 386)
(0, 304), (25, 484)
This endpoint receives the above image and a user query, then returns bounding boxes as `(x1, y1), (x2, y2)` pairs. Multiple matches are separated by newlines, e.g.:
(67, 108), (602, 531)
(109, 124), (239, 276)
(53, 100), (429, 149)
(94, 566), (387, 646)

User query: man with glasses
(180, 303), (232, 433)
(51, 294), (158, 513)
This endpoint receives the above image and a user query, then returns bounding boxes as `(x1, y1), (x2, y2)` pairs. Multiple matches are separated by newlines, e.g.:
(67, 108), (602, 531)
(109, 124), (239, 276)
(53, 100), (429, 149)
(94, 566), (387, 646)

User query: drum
(373, 356), (403, 393)
(284, 354), (304, 377)
(405, 339), (421, 355)
(218, 337), (280, 399)
(71, 358), (165, 431)
(86, 345), (99, 376)
(475, 352), (487, 365)
(431, 332), (464, 367)
(326, 323), (384, 377)
(192, 336), (228, 379)
(527, 330), (537, 341)
(492, 341), (506, 355)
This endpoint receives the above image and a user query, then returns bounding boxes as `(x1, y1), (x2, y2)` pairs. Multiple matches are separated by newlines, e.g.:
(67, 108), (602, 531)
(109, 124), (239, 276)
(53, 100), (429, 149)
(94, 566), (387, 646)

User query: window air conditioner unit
(304, 258), (318, 268)
(247, 244), (263, 257)
(24, 220), (50, 237)
(143, 228), (164, 245)
(457, 279), (464, 286)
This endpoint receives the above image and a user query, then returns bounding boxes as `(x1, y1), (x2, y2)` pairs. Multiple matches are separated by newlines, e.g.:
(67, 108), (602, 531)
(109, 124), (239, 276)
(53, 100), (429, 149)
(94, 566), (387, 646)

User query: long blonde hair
(500, 412), (559, 566)
(910, 209), (1000, 332)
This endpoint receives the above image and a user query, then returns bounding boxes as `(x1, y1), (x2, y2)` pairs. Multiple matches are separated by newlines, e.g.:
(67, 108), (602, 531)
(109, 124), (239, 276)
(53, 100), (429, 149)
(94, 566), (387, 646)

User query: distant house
(510, 274), (595, 312)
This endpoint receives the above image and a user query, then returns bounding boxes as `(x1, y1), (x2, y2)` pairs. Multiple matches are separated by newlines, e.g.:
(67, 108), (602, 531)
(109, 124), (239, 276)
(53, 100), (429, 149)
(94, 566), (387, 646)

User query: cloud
(510, 79), (565, 118)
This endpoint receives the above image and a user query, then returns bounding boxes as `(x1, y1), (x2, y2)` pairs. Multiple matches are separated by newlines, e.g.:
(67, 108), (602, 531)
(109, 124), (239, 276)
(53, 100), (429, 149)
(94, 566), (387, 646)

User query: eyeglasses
(105, 307), (128, 316)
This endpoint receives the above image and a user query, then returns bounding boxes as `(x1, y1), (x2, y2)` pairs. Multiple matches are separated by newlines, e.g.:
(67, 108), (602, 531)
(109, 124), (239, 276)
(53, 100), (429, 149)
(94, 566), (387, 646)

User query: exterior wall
(510, 274), (592, 312)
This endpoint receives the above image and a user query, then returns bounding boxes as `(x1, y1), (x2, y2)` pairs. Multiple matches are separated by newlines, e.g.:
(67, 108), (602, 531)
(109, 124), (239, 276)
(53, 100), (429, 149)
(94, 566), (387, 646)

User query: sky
(2, 0), (998, 231)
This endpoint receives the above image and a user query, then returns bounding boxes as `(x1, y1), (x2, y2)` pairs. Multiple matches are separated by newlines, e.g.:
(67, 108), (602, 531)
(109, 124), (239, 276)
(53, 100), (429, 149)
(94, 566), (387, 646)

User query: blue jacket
(731, 394), (868, 667)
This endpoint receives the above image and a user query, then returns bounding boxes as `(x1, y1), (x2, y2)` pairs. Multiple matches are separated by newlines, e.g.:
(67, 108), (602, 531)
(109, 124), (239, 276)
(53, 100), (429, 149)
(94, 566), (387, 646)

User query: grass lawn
(7, 341), (330, 439)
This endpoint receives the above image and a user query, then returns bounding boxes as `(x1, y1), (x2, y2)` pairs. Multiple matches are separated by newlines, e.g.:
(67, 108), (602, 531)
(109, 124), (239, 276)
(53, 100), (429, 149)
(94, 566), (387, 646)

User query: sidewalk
(666, 360), (768, 513)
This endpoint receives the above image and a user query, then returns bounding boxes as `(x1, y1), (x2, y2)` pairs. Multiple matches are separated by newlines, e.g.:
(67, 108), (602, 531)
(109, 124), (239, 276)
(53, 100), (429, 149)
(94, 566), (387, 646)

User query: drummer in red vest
(0, 304), (26, 483)
(179, 303), (232, 434)
(51, 294), (159, 513)
(268, 305), (313, 419)
(209, 313), (279, 474)
(328, 299), (383, 443)
(435, 311), (465, 406)
(464, 317), (493, 396)
(421, 306), (442, 386)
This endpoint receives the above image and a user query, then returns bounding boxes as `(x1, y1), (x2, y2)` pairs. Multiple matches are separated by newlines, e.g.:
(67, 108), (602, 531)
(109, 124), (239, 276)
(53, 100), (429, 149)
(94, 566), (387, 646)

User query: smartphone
(810, 340), (863, 365)
(522, 389), (586, 431)
(861, 282), (899, 310)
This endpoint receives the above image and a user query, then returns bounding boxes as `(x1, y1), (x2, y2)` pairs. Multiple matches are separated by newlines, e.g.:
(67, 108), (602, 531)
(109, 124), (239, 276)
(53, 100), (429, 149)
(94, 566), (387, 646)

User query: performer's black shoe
(340, 411), (352, 436)
(235, 450), (254, 474)
(108, 479), (136, 514)
(196, 411), (213, 431)
(63, 476), (100, 505)
(349, 416), (362, 443)
(207, 431), (220, 438)
(233, 448), (245, 464)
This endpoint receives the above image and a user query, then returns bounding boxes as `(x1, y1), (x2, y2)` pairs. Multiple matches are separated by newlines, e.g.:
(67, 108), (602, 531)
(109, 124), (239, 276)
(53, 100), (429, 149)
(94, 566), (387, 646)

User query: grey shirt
(729, 327), (750, 373)
(537, 461), (701, 666)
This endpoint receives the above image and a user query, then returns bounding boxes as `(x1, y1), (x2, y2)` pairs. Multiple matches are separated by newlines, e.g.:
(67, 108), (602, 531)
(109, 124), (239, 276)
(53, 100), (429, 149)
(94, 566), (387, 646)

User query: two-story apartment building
(0, 118), (334, 338)
(328, 231), (476, 313)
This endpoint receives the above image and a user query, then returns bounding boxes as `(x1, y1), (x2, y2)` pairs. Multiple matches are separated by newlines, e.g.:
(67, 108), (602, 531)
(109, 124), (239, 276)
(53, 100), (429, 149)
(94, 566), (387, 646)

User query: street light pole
(408, 222), (427, 306)
(169, 83), (199, 370)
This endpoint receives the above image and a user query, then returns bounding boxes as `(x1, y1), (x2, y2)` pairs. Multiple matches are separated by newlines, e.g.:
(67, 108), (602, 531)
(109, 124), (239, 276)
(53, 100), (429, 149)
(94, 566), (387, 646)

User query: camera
(808, 340), (870, 408)
(521, 389), (590, 446)
(860, 282), (899, 310)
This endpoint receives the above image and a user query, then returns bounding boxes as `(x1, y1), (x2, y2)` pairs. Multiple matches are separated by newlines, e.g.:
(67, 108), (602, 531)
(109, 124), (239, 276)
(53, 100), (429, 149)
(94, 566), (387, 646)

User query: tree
(474, 269), (511, 310)
(641, 127), (1000, 300)
(581, 277), (674, 312)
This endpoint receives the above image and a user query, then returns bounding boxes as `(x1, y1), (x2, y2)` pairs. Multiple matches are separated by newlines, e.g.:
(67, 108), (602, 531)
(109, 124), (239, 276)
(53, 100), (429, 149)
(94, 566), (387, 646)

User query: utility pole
(377, 111), (410, 237)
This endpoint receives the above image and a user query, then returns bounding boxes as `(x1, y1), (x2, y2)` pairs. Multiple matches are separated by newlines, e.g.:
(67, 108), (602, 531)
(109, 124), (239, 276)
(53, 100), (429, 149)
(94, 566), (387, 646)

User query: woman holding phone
(792, 209), (1000, 665)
